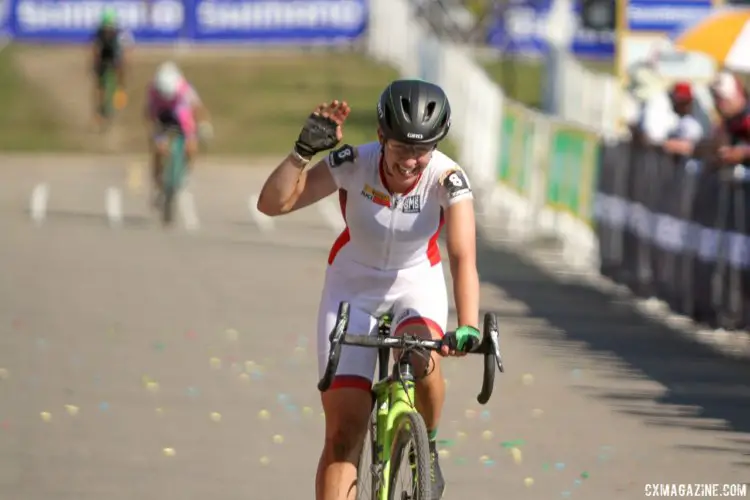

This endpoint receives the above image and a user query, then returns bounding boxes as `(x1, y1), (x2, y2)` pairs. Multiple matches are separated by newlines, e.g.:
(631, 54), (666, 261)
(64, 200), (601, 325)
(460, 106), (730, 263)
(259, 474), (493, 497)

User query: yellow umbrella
(673, 8), (750, 71)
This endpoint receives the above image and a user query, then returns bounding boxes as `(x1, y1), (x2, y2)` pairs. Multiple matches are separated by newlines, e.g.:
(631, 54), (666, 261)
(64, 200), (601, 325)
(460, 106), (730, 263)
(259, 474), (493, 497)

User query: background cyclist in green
(90, 8), (133, 125)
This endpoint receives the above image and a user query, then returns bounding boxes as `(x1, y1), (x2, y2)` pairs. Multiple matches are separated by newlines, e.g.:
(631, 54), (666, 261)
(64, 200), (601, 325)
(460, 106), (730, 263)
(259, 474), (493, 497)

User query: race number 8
(329, 145), (356, 167)
(442, 168), (471, 199)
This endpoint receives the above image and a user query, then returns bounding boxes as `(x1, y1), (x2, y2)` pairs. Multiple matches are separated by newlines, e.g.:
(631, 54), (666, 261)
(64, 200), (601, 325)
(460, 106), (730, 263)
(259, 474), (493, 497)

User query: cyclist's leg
(316, 270), (379, 500)
(184, 133), (199, 172)
(113, 49), (125, 88)
(149, 126), (169, 197)
(390, 261), (448, 432)
(92, 57), (106, 119)
(390, 261), (448, 498)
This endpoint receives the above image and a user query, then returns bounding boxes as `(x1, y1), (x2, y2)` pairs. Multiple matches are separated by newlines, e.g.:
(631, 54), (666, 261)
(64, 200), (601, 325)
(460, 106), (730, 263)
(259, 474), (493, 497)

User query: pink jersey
(146, 80), (200, 136)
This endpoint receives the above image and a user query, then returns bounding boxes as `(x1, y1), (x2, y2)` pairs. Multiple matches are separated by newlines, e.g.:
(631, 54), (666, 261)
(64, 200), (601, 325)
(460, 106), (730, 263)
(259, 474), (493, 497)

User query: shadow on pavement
(474, 233), (750, 467)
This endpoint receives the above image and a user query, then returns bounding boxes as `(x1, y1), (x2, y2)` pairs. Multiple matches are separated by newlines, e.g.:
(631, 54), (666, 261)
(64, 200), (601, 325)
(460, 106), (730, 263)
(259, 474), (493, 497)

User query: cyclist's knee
(325, 429), (360, 462)
(185, 137), (198, 157)
(322, 387), (371, 461)
(154, 138), (169, 157)
(392, 318), (443, 371)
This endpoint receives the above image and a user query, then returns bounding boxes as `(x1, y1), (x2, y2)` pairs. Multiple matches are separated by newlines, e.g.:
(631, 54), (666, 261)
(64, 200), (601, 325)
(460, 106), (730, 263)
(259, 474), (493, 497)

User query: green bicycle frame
(159, 129), (187, 224)
(371, 354), (419, 500)
(164, 131), (186, 192)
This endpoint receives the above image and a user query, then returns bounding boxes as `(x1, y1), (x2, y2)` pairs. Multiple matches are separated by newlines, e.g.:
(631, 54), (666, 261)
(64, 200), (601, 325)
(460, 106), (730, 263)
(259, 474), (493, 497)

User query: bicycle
(159, 126), (188, 225)
(98, 64), (119, 131)
(318, 301), (504, 500)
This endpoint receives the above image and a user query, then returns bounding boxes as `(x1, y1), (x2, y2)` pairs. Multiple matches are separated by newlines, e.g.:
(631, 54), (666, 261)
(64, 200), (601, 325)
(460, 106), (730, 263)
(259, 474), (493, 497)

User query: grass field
(1, 44), (411, 156)
(1, 43), (614, 156)
(0, 45), (76, 151)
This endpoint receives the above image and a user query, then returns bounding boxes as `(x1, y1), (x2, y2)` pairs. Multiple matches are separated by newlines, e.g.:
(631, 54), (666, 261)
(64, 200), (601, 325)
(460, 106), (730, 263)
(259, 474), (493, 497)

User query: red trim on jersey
(327, 189), (350, 265)
(378, 155), (422, 200)
(330, 375), (372, 392)
(427, 208), (445, 266)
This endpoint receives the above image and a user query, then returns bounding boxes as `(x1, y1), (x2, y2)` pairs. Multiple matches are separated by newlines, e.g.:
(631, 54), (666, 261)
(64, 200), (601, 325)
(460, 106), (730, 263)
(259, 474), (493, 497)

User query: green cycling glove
(446, 325), (481, 352)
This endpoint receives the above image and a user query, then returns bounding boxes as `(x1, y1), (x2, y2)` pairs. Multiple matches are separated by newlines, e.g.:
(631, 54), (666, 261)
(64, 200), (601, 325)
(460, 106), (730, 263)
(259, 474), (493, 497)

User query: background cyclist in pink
(145, 61), (213, 205)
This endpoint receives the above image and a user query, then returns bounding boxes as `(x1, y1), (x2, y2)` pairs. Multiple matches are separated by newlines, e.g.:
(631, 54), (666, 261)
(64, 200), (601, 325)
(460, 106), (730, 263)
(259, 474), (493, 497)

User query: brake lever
(488, 328), (504, 373)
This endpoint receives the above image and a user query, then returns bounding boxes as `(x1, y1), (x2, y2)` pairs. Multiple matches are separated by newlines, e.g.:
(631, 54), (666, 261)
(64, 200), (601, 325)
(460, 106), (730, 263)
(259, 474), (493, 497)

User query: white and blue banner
(486, 0), (615, 59)
(0, 0), (10, 36)
(626, 0), (713, 33)
(4, 0), (367, 43)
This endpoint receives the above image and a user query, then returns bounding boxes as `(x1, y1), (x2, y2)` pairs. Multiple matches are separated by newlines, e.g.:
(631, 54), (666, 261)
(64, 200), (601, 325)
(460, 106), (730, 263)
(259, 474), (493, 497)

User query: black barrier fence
(594, 139), (750, 331)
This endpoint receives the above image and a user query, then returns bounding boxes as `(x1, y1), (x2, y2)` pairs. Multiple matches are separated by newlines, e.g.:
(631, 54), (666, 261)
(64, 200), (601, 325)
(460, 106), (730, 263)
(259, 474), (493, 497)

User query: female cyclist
(257, 79), (481, 500)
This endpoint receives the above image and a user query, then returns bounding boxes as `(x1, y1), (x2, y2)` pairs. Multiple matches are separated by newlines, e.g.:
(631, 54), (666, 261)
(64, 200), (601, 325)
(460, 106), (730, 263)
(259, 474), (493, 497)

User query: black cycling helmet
(377, 79), (451, 145)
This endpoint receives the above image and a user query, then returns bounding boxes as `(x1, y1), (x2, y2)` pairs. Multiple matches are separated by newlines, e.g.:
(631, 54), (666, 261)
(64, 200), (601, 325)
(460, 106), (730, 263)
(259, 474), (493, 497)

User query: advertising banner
(5, 0), (367, 43)
(625, 0), (713, 33)
(486, 0), (615, 59)
(547, 124), (600, 226)
(498, 102), (531, 193)
(191, 0), (367, 43)
(0, 0), (10, 36)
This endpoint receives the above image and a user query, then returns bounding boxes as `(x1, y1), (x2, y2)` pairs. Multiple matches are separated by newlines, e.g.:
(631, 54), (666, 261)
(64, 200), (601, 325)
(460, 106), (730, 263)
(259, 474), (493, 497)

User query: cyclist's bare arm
(186, 88), (210, 123)
(193, 102), (210, 123)
(256, 157), (337, 216)
(445, 198), (480, 329)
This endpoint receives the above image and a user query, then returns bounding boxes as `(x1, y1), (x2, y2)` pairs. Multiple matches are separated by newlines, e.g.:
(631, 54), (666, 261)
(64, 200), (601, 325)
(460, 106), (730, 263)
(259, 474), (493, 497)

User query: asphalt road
(1, 157), (749, 500)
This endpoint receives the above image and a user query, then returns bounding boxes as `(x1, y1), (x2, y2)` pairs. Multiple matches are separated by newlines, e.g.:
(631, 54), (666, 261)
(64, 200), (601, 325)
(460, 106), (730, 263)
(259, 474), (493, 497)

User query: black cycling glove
(294, 113), (340, 160)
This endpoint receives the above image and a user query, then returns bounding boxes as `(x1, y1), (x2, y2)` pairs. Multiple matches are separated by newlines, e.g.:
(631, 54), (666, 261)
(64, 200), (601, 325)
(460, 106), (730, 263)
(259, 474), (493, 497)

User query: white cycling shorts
(316, 259), (448, 392)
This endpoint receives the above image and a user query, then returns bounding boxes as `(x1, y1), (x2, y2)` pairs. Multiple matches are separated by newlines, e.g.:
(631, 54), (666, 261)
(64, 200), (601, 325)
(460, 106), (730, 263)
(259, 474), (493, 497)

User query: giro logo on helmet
(406, 133), (424, 139)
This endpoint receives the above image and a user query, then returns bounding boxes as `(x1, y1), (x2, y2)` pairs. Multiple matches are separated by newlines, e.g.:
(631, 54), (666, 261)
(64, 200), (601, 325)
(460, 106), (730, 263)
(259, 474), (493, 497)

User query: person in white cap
(144, 61), (213, 206)
(710, 70), (750, 165)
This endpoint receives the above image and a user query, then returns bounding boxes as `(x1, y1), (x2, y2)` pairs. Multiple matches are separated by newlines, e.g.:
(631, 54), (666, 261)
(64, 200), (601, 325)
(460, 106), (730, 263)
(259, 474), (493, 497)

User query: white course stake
(30, 183), (49, 225)
(179, 190), (200, 231)
(105, 187), (123, 227)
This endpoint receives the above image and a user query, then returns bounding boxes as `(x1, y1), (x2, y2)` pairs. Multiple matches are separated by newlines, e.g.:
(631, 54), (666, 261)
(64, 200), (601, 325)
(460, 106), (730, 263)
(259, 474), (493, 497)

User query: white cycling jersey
(323, 141), (474, 271)
(315, 141), (474, 389)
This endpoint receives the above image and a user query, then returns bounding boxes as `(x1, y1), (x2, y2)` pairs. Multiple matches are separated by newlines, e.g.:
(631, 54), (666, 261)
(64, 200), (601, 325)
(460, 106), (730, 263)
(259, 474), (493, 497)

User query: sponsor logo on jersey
(361, 184), (390, 207)
(402, 194), (421, 213)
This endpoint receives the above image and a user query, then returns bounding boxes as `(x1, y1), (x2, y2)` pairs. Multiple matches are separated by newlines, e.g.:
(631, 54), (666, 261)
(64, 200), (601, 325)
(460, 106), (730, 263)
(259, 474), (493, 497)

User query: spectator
(710, 70), (750, 165)
(625, 62), (674, 144)
(662, 82), (704, 157)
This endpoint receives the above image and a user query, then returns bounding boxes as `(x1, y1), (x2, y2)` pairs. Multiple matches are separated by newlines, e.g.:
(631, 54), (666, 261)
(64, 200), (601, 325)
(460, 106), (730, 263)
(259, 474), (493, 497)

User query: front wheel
(162, 186), (176, 224)
(387, 412), (431, 500)
(101, 67), (117, 119)
(356, 410), (378, 500)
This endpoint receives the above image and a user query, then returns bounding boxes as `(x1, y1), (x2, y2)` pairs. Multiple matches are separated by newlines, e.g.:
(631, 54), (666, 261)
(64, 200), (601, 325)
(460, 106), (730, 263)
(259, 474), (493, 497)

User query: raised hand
(294, 100), (351, 160)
